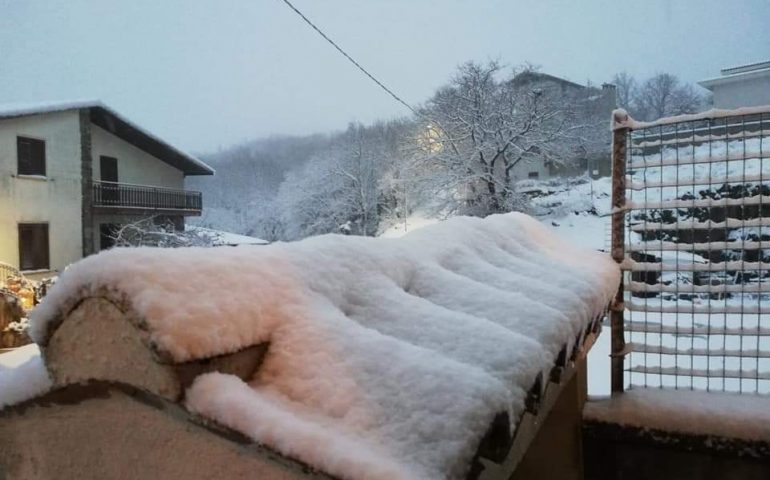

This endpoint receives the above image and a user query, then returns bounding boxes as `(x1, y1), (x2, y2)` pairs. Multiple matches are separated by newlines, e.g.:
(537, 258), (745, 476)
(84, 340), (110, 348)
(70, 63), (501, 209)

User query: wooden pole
(610, 110), (629, 394)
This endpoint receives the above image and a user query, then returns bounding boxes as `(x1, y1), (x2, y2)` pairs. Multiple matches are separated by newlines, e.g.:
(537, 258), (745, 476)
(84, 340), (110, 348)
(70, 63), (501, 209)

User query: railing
(0, 262), (20, 286)
(610, 106), (770, 395)
(92, 181), (202, 212)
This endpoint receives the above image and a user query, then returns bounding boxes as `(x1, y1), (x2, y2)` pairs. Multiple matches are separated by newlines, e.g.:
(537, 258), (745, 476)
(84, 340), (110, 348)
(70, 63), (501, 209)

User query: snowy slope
(28, 212), (619, 480)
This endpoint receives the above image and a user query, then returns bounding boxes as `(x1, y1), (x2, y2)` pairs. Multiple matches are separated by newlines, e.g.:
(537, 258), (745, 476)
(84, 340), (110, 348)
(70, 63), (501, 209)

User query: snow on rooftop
(584, 388), (770, 442)
(28, 213), (618, 479)
(0, 99), (103, 118)
(189, 226), (268, 245)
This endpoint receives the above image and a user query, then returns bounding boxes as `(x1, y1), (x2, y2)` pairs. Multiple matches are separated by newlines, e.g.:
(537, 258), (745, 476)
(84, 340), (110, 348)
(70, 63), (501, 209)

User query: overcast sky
(1, 0), (769, 153)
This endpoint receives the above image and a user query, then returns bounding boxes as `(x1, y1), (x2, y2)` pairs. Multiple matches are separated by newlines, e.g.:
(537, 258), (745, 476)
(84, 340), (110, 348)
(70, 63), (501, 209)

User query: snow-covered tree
(411, 61), (591, 216)
(277, 121), (410, 239)
(111, 217), (219, 248)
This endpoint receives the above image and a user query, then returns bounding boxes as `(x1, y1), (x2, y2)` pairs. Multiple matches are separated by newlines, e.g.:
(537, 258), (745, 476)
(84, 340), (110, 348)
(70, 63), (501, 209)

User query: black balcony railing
(93, 181), (202, 212)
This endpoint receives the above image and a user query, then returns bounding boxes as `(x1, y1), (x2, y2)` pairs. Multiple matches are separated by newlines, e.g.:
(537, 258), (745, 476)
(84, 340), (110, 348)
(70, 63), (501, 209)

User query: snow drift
(28, 212), (619, 480)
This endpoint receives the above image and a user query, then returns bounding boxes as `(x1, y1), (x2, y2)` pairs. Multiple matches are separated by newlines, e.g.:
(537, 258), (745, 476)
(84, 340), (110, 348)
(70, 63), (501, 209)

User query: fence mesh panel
(618, 109), (770, 394)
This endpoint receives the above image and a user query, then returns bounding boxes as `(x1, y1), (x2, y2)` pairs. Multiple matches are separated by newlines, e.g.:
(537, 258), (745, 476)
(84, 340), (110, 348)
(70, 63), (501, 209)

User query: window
(18, 223), (49, 271)
(17, 136), (46, 176)
(528, 171), (540, 179)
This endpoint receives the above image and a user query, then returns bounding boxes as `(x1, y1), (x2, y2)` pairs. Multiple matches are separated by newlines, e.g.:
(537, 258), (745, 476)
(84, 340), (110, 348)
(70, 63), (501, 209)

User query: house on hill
(698, 60), (770, 109)
(0, 100), (214, 279)
(510, 71), (616, 180)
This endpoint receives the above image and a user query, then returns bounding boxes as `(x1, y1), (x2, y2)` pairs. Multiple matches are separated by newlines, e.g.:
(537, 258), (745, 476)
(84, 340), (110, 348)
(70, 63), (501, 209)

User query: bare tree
(633, 73), (703, 120)
(111, 217), (219, 248)
(611, 72), (637, 110)
(412, 61), (588, 216)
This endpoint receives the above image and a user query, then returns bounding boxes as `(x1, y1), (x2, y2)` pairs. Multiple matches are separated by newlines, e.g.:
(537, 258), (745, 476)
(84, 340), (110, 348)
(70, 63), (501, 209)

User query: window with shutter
(17, 136), (46, 176)
(18, 224), (50, 271)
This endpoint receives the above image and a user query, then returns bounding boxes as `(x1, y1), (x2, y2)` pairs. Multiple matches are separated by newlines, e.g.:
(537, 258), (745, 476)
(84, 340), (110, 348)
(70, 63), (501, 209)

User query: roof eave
(698, 68), (770, 91)
(88, 106), (215, 176)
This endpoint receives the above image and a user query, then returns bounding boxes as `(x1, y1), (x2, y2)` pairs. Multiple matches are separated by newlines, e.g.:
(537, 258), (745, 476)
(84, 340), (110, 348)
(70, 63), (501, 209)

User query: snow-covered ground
(525, 177), (615, 394)
(188, 226), (268, 246)
(378, 212), (441, 238)
(585, 386), (770, 441)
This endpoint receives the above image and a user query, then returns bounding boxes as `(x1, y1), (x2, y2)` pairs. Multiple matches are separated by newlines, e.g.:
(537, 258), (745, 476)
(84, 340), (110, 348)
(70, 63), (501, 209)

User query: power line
(279, 0), (420, 117)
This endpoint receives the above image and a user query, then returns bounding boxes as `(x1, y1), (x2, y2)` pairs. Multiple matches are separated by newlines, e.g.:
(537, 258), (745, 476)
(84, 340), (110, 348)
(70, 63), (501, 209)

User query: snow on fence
(610, 106), (770, 394)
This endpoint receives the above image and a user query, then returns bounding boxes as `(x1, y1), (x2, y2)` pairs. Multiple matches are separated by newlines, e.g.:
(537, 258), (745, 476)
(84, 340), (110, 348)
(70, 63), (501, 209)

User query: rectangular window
(18, 223), (50, 271)
(528, 171), (540, 179)
(17, 136), (46, 176)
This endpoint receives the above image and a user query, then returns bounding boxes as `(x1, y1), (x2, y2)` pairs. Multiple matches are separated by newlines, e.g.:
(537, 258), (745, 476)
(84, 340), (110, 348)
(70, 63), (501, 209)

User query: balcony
(92, 181), (202, 215)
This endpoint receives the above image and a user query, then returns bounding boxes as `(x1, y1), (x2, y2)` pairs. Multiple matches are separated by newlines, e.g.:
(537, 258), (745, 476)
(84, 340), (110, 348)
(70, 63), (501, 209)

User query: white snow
(378, 212), (441, 238)
(29, 212), (618, 480)
(584, 387), (770, 441)
(0, 344), (52, 409)
(188, 226), (268, 245)
(612, 105), (770, 131)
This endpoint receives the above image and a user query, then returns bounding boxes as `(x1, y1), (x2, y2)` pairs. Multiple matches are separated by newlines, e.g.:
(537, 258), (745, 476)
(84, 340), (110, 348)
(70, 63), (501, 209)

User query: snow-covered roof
(698, 62), (770, 91)
(721, 60), (770, 76)
(26, 213), (618, 479)
(189, 226), (268, 246)
(0, 100), (214, 176)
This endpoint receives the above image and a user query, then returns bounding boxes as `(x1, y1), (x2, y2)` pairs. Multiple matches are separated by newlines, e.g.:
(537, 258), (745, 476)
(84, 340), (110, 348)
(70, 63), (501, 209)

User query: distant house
(698, 60), (770, 109)
(510, 71), (616, 180)
(0, 100), (214, 279)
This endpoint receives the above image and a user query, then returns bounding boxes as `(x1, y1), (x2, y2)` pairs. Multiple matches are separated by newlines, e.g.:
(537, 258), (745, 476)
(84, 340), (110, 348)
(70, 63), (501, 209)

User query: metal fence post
(610, 110), (629, 394)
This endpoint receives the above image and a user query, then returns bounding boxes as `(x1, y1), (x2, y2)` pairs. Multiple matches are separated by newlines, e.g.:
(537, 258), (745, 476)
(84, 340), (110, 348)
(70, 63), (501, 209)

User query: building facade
(509, 71), (616, 181)
(698, 61), (770, 109)
(0, 101), (214, 278)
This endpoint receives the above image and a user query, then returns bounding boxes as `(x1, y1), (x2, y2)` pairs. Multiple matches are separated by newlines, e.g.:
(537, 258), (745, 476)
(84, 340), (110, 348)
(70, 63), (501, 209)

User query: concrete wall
(0, 111), (83, 275)
(509, 159), (551, 182)
(710, 75), (770, 109)
(583, 420), (770, 480)
(0, 384), (324, 480)
(90, 124), (184, 189)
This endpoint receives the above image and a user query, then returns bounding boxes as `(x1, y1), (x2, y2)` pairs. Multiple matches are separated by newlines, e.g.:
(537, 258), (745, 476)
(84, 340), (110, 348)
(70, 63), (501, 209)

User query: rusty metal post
(610, 110), (629, 394)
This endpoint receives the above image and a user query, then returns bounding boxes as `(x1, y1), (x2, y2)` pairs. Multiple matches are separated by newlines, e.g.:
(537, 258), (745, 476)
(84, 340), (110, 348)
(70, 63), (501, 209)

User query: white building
(0, 100), (214, 279)
(698, 61), (770, 109)
(509, 72), (616, 180)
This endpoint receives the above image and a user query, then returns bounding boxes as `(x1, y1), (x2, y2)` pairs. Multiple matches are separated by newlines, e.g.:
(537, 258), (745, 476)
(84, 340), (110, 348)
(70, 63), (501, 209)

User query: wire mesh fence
(611, 107), (770, 394)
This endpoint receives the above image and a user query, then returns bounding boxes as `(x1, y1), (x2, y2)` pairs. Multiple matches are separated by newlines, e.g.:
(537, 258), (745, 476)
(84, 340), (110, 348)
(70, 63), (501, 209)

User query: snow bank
(188, 226), (269, 245)
(0, 344), (52, 409)
(29, 212), (618, 480)
(585, 388), (770, 442)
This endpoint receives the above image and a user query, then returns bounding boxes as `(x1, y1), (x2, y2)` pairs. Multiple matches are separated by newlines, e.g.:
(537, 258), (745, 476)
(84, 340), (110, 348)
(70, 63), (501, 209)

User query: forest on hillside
(189, 63), (705, 241)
